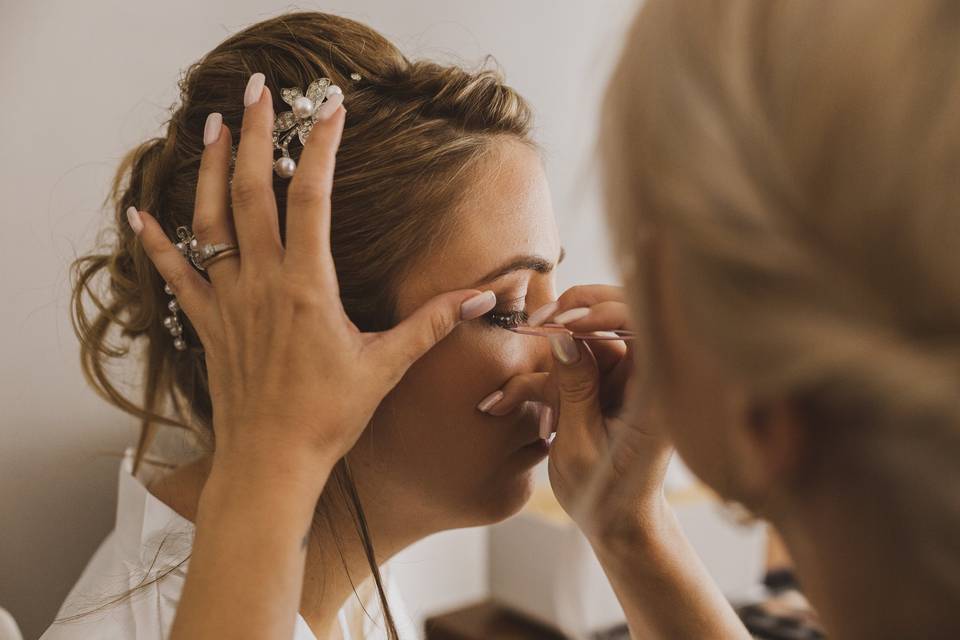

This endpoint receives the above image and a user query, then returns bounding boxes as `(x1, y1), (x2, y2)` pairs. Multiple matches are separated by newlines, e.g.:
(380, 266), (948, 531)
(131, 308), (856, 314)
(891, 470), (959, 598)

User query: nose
(528, 286), (559, 373)
(528, 330), (555, 373)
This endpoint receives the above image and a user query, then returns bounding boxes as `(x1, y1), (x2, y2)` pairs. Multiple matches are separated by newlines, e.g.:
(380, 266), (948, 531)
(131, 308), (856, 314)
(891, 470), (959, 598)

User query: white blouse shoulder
(39, 447), (416, 640)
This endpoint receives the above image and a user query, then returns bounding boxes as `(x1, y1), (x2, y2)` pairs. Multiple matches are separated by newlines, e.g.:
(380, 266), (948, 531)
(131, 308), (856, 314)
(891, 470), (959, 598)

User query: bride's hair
(69, 11), (533, 636)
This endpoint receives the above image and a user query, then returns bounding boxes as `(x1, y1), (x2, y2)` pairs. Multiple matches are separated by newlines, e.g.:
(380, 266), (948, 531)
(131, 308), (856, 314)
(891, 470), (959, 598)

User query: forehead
(396, 138), (559, 313)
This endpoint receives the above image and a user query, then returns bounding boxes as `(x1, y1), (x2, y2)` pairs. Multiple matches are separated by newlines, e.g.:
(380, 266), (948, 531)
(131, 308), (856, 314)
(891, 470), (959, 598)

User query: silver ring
(200, 247), (240, 269)
(197, 243), (239, 270)
(199, 242), (236, 260)
(174, 226), (238, 272)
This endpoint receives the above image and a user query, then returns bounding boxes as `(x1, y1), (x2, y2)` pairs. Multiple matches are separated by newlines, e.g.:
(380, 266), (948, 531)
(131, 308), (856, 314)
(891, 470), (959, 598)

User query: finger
(554, 300), (632, 333)
(128, 207), (214, 340)
(527, 284), (625, 327)
(193, 115), (239, 287)
(586, 337), (628, 378)
(230, 74), (282, 267)
(371, 289), (496, 386)
(598, 353), (634, 414)
(565, 316), (631, 415)
(477, 372), (555, 417)
(552, 299), (632, 379)
(481, 341), (629, 424)
(547, 335), (605, 445)
(283, 99), (346, 279)
(557, 284), (625, 308)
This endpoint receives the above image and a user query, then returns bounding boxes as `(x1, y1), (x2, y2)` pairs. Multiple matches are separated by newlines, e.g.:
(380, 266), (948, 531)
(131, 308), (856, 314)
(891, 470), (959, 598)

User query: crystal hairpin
(271, 78), (343, 178)
(225, 74), (361, 184)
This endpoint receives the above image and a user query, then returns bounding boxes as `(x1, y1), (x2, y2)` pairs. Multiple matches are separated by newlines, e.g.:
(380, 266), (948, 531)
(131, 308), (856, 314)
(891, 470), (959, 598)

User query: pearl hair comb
(229, 73), (352, 185)
(228, 74), (358, 182)
(271, 77), (343, 177)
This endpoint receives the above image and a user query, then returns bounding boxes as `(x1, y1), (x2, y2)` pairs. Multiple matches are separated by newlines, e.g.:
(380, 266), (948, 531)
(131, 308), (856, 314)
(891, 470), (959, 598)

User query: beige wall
(0, 1), (638, 637)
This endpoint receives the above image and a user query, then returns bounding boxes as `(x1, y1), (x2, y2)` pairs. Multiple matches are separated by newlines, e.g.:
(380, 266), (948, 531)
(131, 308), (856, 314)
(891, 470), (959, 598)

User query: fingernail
(314, 92), (344, 121)
(203, 112), (222, 146)
(461, 291), (496, 320)
(539, 405), (555, 440)
(126, 206), (143, 235)
(243, 72), (266, 107)
(477, 390), (504, 413)
(527, 301), (559, 327)
(553, 307), (590, 324)
(549, 333), (581, 365)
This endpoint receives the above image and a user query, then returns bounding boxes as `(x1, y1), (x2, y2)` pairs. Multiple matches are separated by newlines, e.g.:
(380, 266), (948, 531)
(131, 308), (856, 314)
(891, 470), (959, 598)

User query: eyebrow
(470, 246), (566, 288)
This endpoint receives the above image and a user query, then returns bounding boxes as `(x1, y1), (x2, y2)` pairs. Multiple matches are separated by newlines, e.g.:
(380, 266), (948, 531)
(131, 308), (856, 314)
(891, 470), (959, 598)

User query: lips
(508, 400), (549, 448)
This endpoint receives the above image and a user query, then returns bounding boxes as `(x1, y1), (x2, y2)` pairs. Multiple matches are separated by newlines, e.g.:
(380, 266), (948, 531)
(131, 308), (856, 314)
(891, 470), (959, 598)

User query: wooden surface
(425, 601), (568, 640)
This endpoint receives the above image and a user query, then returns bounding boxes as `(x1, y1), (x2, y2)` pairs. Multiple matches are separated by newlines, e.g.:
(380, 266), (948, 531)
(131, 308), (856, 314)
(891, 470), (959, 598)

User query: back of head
(601, 0), (960, 596)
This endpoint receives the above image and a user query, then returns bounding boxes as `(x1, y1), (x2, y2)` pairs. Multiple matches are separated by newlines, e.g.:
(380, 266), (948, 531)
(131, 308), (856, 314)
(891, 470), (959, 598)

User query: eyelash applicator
(507, 323), (635, 341)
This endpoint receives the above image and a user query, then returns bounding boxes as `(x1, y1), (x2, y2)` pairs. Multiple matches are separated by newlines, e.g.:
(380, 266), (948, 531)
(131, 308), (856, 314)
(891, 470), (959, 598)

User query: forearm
(169, 444), (335, 640)
(589, 498), (751, 640)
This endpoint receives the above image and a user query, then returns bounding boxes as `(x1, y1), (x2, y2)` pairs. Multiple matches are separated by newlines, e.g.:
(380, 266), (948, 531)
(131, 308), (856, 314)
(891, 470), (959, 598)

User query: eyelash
(482, 308), (529, 330)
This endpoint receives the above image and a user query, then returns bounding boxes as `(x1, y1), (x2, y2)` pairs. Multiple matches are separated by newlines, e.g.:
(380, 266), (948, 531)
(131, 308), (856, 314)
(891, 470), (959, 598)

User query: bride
(43, 10), (566, 639)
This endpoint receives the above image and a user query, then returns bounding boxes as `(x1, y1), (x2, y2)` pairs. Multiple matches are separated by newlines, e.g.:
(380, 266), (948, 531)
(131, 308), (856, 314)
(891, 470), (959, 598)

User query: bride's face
(347, 138), (562, 532)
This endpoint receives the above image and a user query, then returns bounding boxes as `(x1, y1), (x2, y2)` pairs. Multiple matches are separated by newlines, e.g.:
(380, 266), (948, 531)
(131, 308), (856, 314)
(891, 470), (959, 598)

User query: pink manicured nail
(477, 390), (504, 413)
(461, 291), (496, 320)
(553, 307), (590, 324)
(314, 92), (344, 121)
(527, 301), (559, 327)
(203, 112), (222, 146)
(549, 333), (581, 365)
(243, 72), (266, 107)
(539, 405), (555, 440)
(126, 206), (143, 235)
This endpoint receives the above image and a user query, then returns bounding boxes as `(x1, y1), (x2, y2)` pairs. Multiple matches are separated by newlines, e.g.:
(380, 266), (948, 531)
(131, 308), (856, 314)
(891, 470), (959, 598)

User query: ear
(730, 397), (808, 504)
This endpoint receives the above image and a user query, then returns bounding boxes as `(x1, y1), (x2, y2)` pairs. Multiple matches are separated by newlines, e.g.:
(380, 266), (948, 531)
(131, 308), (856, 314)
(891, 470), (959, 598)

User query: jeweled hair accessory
(173, 225), (239, 272)
(271, 78), (343, 178)
(161, 226), (240, 351)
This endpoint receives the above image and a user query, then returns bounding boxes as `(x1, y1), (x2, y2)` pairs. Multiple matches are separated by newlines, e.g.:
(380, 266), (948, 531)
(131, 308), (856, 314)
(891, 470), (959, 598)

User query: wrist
(201, 438), (338, 514)
(213, 419), (344, 476)
(587, 492), (677, 560)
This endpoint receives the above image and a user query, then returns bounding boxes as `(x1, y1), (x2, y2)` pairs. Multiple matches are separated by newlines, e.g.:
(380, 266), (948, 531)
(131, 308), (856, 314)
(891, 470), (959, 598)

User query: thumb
(376, 289), (496, 382)
(548, 333), (604, 436)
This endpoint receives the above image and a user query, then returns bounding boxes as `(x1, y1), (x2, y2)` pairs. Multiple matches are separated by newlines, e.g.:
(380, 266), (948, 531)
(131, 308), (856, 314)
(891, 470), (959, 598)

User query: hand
(127, 74), (496, 476)
(481, 285), (673, 543)
(491, 286), (752, 639)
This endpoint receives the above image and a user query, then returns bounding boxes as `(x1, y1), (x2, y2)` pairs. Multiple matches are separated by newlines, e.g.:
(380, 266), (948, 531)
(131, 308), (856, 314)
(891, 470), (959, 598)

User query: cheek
(656, 286), (737, 492)
(657, 322), (743, 496)
(355, 324), (547, 525)
(660, 368), (730, 487)
(372, 324), (538, 453)
(406, 325), (533, 417)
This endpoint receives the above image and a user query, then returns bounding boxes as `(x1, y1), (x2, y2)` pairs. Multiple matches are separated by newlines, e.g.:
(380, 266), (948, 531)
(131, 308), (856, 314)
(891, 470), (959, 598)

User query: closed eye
(482, 308), (529, 329)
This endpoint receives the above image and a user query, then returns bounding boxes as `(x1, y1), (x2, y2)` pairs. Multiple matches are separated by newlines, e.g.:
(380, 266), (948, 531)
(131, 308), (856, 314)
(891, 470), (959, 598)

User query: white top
(40, 447), (417, 640)
(0, 608), (23, 640)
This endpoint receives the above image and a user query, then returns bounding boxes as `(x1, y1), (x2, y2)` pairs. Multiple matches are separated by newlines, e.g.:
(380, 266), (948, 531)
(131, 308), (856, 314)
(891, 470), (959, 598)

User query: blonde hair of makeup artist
(601, 0), (960, 633)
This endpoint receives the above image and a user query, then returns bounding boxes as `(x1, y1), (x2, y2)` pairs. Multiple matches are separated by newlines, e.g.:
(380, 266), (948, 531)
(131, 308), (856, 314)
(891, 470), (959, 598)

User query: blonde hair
(69, 11), (532, 635)
(601, 0), (960, 592)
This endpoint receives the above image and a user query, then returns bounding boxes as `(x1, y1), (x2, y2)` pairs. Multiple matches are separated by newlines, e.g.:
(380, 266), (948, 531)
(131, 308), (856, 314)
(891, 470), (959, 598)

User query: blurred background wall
(0, 1), (641, 637)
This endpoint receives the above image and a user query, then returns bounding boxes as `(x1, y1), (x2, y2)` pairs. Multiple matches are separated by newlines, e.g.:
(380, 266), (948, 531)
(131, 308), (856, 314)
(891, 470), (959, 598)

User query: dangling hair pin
(271, 78), (343, 178)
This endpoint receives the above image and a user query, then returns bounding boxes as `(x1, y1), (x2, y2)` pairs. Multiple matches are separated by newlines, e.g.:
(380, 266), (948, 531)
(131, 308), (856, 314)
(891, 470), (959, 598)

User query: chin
(460, 452), (544, 527)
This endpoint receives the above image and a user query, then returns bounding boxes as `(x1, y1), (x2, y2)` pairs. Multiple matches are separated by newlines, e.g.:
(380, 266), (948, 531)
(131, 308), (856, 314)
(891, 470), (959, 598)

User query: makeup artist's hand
(478, 285), (672, 543)
(127, 74), (496, 475)
(496, 288), (750, 639)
